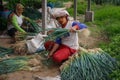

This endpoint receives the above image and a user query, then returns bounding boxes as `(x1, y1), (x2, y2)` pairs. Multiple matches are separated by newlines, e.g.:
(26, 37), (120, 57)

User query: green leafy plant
(0, 46), (13, 58)
(0, 17), (7, 31)
(60, 49), (117, 80)
(100, 35), (120, 79)
(0, 56), (30, 75)
(45, 28), (70, 41)
(4, 0), (42, 10)
(91, 0), (120, 5)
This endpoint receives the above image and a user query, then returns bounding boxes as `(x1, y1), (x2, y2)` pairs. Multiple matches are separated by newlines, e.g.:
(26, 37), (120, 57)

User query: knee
(53, 54), (62, 63)
(44, 41), (54, 51)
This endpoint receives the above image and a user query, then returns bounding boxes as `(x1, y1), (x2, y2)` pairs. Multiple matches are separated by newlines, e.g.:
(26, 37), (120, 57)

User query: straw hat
(16, 3), (24, 10)
(2, 1), (8, 6)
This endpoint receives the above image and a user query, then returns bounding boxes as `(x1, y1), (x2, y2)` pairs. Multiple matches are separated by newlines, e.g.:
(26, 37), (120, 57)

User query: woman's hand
(35, 19), (41, 23)
(70, 25), (79, 32)
(70, 27), (76, 32)
(47, 53), (53, 59)
(47, 43), (59, 59)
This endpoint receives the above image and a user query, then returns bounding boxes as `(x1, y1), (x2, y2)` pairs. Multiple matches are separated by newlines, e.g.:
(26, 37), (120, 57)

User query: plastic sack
(26, 33), (45, 53)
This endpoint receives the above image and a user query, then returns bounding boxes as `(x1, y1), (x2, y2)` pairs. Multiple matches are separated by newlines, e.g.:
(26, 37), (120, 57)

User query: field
(0, 0), (120, 80)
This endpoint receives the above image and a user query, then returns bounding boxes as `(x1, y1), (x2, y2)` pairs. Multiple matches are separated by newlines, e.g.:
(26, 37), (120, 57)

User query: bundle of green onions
(38, 50), (54, 66)
(15, 32), (39, 41)
(0, 56), (30, 75)
(0, 46), (13, 58)
(15, 20), (43, 40)
(15, 32), (27, 41)
(60, 48), (117, 80)
(28, 20), (42, 33)
(45, 28), (70, 41)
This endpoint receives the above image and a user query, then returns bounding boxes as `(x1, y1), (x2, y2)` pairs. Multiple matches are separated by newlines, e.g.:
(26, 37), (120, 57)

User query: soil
(0, 29), (103, 80)
(0, 38), (60, 80)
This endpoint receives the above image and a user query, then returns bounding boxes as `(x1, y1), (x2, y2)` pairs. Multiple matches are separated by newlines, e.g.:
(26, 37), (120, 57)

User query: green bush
(104, 21), (120, 37)
(94, 5), (120, 21)
(67, 0), (87, 16)
(54, 1), (64, 8)
(93, 4), (120, 80)
(100, 35), (120, 80)
(94, 5), (120, 37)
(91, 0), (120, 5)
(23, 7), (42, 20)
(4, 0), (42, 10)
(67, 8), (74, 16)
(0, 17), (7, 31)
(77, 2), (87, 14)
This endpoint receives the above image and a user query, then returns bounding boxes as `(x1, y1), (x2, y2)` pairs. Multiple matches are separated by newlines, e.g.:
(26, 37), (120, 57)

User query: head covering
(3, 1), (8, 6)
(16, 3), (24, 10)
(53, 10), (69, 19)
(47, 2), (54, 9)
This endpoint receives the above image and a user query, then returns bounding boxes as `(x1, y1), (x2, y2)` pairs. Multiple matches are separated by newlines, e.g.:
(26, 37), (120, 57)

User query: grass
(92, 4), (120, 80)
(93, 5), (120, 37)
(94, 5), (120, 21)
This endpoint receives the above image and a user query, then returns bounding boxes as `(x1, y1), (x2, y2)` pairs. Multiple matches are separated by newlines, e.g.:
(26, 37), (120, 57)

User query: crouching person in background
(7, 3), (31, 43)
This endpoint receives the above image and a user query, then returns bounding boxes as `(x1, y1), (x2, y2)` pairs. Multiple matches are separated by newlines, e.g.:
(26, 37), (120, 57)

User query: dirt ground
(0, 32), (102, 80)
(0, 38), (61, 80)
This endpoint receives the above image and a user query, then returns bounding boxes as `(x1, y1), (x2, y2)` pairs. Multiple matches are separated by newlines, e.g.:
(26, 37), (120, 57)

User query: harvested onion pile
(60, 48), (117, 80)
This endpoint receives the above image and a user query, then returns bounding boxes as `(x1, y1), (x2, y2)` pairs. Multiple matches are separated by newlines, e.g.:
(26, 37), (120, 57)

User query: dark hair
(56, 15), (68, 21)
